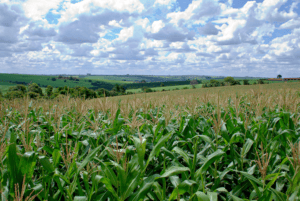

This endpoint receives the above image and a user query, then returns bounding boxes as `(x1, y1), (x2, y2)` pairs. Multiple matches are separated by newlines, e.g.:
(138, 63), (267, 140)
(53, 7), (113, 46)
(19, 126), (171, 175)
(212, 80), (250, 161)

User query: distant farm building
(267, 78), (283, 81)
(267, 78), (300, 81)
(283, 78), (300, 81)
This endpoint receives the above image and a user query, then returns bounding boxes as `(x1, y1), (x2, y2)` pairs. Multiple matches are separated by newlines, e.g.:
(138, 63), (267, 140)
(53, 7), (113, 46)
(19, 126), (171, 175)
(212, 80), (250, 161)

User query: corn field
(0, 83), (300, 200)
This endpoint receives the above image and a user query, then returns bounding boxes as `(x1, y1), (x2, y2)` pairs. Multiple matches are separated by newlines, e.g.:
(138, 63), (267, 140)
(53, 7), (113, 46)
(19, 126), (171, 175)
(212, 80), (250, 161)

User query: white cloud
(136, 18), (149, 29)
(279, 18), (300, 29)
(257, 0), (297, 22)
(143, 39), (164, 48)
(216, 18), (247, 42)
(154, 0), (176, 9)
(117, 26), (134, 42)
(59, 0), (144, 23)
(167, 0), (220, 26)
(1, 0), (300, 76)
(23, 0), (63, 21)
(147, 20), (165, 33)
(108, 20), (122, 27)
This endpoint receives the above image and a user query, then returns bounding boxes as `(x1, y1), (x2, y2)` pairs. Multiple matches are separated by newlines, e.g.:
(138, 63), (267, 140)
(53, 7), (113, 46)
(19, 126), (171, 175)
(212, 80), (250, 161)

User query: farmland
(0, 82), (16, 94)
(127, 84), (203, 93)
(84, 76), (133, 84)
(0, 74), (101, 89)
(0, 82), (300, 200)
(0, 74), (199, 92)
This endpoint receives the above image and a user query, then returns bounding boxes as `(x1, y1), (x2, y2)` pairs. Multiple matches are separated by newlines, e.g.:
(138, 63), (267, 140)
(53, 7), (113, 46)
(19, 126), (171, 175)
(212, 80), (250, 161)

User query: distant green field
(0, 74), (115, 90)
(126, 84), (203, 93)
(81, 75), (209, 82)
(0, 82), (16, 94)
(0, 82), (47, 95)
(84, 76), (133, 84)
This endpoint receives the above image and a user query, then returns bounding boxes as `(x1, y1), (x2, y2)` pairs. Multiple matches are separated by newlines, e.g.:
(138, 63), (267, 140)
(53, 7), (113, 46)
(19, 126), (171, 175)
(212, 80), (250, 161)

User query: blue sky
(0, 0), (300, 77)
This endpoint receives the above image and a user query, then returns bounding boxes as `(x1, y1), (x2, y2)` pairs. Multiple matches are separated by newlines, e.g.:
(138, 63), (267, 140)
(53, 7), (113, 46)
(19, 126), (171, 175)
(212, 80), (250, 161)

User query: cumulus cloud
(0, 0), (300, 76)
(0, 4), (18, 27)
(279, 18), (300, 29)
(198, 22), (219, 35)
(59, 0), (144, 23)
(262, 0), (297, 22)
(167, 0), (221, 26)
(55, 11), (132, 44)
(0, 4), (25, 44)
(23, 22), (56, 38)
(23, 0), (63, 21)
(146, 24), (195, 42)
(147, 20), (165, 33)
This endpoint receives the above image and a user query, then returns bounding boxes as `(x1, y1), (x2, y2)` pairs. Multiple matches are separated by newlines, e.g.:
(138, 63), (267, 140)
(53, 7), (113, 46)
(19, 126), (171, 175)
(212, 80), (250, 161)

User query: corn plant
(0, 84), (300, 200)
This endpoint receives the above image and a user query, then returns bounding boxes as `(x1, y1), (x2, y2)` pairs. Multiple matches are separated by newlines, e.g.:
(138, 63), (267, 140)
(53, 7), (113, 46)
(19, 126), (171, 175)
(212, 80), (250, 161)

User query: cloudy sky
(0, 0), (300, 77)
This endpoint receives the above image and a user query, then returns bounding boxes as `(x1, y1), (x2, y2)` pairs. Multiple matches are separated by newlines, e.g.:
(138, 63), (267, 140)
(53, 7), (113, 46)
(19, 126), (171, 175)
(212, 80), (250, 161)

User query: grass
(0, 73), (115, 90)
(0, 82), (16, 94)
(126, 84), (203, 93)
(84, 76), (133, 84)
(0, 82), (299, 200)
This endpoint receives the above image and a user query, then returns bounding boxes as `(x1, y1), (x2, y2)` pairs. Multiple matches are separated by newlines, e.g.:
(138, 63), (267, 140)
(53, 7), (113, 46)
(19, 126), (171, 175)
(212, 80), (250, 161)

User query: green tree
(51, 78), (56, 81)
(230, 80), (241, 86)
(27, 92), (40, 99)
(142, 86), (153, 93)
(224, 76), (235, 83)
(112, 84), (125, 93)
(209, 79), (220, 87)
(96, 88), (110, 97)
(277, 74), (282, 79)
(243, 80), (250, 85)
(46, 85), (53, 97)
(28, 83), (43, 96)
(8, 84), (27, 94)
(5, 91), (24, 99)
(258, 79), (264, 84)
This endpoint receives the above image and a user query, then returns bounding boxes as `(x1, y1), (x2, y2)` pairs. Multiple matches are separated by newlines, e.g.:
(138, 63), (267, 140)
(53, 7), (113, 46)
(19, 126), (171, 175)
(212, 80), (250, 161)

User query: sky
(0, 0), (300, 77)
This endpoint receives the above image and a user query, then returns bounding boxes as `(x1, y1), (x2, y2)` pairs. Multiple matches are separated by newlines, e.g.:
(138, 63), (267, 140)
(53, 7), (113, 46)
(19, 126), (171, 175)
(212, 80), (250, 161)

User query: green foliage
(124, 81), (192, 90)
(5, 91), (24, 99)
(27, 91), (40, 99)
(142, 86), (153, 93)
(277, 74), (282, 79)
(243, 80), (250, 85)
(8, 84), (27, 94)
(230, 80), (241, 86)
(224, 76), (235, 83)
(46, 85), (53, 97)
(258, 79), (265, 84)
(0, 90), (299, 200)
(0, 74), (108, 90)
(28, 83), (43, 96)
(96, 88), (110, 97)
(112, 84), (125, 93)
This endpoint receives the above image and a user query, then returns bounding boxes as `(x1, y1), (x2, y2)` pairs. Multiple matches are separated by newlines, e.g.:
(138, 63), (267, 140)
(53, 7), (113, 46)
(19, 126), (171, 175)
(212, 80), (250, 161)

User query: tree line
(202, 76), (267, 88)
(0, 83), (135, 100)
